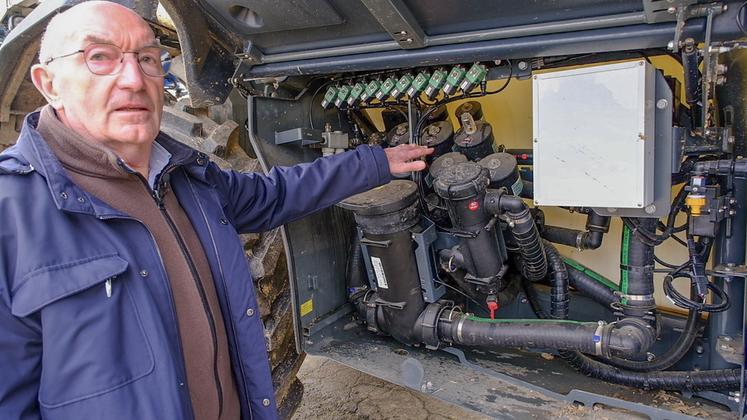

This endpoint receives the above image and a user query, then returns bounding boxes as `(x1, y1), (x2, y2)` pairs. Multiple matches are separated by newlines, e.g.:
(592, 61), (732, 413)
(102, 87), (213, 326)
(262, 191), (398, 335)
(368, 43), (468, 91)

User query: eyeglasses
(44, 43), (170, 77)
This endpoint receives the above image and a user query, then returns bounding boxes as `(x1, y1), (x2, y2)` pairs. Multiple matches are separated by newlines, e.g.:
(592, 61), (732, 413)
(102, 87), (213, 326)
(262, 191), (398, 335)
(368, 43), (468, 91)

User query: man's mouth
(115, 106), (149, 112)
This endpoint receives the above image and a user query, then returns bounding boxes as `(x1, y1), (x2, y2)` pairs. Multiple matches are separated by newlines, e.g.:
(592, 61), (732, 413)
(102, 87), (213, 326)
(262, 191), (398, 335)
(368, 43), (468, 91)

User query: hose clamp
(575, 231), (585, 250)
(457, 315), (466, 343)
(617, 292), (655, 302)
(593, 321), (605, 356)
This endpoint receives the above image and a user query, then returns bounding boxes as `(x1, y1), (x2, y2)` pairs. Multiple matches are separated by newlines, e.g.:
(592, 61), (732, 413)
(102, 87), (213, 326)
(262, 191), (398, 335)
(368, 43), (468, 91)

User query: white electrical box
(533, 60), (656, 209)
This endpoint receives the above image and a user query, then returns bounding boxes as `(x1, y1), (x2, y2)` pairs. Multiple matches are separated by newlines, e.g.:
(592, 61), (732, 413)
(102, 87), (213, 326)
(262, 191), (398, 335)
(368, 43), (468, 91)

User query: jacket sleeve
(218, 144), (391, 233)
(0, 300), (42, 420)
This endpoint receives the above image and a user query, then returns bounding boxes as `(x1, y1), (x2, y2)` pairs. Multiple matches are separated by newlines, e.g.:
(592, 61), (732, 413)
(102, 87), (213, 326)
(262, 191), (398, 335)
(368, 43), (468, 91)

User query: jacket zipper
(141, 170), (224, 419)
(185, 176), (253, 420)
(97, 212), (196, 420)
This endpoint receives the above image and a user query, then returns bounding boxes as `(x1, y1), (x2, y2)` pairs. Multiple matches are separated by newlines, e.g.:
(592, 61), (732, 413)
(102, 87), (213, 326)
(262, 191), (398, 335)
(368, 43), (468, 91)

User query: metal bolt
(520, 297), (528, 304)
(645, 205), (657, 214)
(518, 61), (528, 70)
(398, 31), (408, 36)
(667, 40), (675, 51)
(646, 352), (655, 361)
(695, 345), (704, 354)
(246, 308), (255, 317)
(667, 6), (676, 14)
(533, 138), (538, 143)
(607, 208), (617, 213)
(656, 99), (669, 109)
(403, 38), (413, 43)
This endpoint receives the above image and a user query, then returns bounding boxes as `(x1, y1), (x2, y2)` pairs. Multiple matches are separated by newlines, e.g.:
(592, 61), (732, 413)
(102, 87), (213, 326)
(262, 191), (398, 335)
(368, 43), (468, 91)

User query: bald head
(39, 1), (154, 63)
(30, 0), (165, 175)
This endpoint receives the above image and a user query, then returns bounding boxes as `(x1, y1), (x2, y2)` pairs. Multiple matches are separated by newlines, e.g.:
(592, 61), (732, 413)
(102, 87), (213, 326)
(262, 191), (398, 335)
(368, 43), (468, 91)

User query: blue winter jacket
(0, 112), (391, 420)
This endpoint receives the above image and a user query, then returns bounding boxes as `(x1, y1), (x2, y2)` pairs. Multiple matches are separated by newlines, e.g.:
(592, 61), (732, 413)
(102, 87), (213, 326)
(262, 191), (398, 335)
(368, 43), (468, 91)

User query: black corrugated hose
(543, 241), (569, 319)
(521, 265), (740, 391)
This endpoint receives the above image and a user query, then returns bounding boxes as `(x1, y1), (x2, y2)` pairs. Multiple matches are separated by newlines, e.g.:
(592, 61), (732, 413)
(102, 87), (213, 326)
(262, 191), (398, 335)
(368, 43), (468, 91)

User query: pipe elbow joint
(606, 318), (656, 359)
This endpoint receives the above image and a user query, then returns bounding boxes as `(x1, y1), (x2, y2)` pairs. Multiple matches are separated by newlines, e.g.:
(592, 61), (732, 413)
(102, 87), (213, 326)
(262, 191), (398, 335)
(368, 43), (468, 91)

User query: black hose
(489, 194), (547, 282)
(562, 351), (741, 391)
(437, 315), (650, 359)
(543, 241), (569, 320)
(522, 272), (738, 391)
(346, 230), (367, 294)
(566, 265), (619, 309)
(601, 304), (702, 372)
(620, 218), (657, 321)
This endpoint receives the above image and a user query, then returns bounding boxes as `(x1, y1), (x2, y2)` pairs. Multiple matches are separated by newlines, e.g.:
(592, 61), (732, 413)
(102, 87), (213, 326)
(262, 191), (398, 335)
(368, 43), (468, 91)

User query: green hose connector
(620, 224), (632, 304)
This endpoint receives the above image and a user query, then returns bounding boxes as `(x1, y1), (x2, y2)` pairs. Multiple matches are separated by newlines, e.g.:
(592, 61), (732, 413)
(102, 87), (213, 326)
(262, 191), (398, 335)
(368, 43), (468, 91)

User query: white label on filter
(370, 256), (389, 289)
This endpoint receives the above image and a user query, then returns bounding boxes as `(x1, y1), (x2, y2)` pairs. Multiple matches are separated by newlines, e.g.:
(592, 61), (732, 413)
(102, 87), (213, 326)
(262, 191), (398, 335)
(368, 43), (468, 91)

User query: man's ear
(30, 64), (62, 109)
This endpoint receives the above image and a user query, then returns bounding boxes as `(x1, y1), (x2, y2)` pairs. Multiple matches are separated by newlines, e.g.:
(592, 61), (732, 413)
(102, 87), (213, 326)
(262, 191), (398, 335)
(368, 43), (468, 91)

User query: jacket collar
(3, 111), (211, 217)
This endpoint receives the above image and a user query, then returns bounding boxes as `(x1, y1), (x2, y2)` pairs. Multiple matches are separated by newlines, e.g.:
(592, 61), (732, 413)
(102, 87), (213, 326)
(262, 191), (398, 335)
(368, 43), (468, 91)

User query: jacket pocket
(11, 254), (155, 408)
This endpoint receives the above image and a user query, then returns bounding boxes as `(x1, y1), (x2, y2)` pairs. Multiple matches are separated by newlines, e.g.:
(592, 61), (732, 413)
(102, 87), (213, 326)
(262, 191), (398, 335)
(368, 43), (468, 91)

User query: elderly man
(0, 2), (432, 419)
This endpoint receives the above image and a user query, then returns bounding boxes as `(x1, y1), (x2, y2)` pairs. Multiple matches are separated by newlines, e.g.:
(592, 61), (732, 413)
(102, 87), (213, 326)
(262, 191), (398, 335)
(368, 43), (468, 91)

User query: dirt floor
(292, 355), (491, 420)
(291, 356), (688, 419)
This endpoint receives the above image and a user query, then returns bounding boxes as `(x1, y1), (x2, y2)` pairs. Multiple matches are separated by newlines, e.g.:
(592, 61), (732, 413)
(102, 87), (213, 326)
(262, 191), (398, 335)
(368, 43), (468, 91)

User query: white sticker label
(370, 256), (389, 289)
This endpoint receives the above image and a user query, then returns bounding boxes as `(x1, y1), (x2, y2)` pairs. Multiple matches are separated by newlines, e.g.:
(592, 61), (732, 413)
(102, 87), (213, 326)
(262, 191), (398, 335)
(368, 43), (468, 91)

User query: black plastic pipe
(437, 315), (652, 359)
(541, 211), (610, 250)
(620, 218), (657, 321)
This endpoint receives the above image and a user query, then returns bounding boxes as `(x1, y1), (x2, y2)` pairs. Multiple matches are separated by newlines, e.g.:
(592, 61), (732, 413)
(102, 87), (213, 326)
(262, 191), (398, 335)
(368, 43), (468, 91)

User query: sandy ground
(291, 355), (491, 420)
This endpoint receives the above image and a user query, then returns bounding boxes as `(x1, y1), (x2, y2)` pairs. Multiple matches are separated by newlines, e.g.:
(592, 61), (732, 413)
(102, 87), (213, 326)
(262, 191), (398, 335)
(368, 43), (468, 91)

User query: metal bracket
(411, 218), (446, 303)
(642, 0), (697, 24)
(360, 0), (426, 49)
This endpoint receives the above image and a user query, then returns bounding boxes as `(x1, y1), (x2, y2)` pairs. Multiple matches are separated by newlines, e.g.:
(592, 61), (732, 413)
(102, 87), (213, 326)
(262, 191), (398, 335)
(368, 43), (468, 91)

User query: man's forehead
(63, 25), (158, 50)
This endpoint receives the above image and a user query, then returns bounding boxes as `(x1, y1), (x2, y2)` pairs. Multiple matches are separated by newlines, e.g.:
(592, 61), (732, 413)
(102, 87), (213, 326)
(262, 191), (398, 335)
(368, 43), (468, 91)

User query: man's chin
(109, 126), (159, 146)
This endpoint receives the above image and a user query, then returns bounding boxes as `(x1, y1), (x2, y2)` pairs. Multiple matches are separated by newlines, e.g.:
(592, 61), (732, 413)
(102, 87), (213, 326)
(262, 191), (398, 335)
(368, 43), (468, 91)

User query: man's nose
(116, 54), (146, 90)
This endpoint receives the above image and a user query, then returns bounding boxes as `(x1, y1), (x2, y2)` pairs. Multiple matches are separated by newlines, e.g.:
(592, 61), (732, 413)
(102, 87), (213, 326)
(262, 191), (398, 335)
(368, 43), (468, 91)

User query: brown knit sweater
(37, 105), (240, 420)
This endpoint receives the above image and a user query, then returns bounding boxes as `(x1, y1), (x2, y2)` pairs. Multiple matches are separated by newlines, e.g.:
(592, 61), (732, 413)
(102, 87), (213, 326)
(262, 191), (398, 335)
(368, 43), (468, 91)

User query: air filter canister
(339, 180), (425, 344)
(478, 152), (522, 196)
(454, 116), (495, 161)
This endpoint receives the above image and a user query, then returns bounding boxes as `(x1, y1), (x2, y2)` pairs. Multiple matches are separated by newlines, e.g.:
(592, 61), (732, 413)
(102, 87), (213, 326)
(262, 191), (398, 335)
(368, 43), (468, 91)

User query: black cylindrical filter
(454, 101), (483, 124)
(434, 162), (506, 294)
(426, 151), (467, 188)
(339, 180), (426, 344)
(454, 115), (495, 161)
(426, 104), (448, 124)
(478, 152), (522, 196)
(386, 122), (410, 147)
(421, 120), (454, 161)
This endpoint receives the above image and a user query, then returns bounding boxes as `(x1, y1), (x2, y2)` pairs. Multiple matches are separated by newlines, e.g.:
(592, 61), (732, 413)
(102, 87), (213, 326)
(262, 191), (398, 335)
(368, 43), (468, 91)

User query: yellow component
(686, 195), (707, 215)
(300, 298), (313, 317)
